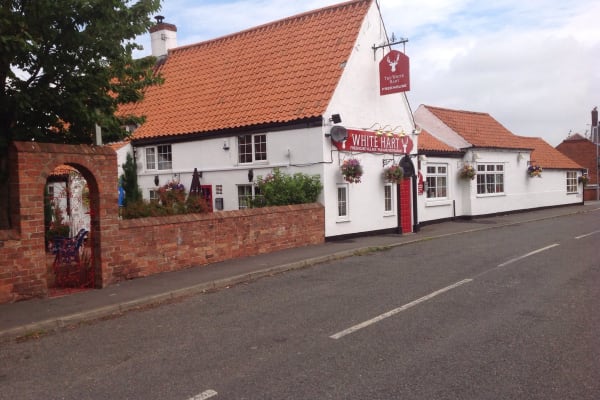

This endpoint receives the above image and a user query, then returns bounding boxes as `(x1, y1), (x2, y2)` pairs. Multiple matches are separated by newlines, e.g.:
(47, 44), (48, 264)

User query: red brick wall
(0, 142), (325, 303)
(105, 203), (324, 283)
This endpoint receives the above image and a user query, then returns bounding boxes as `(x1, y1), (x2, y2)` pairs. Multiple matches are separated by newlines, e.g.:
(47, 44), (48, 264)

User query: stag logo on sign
(379, 50), (410, 95)
(386, 53), (400, 72)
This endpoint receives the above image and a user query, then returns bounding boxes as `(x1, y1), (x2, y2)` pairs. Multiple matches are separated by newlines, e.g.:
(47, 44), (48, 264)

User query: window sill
(425, 199), (451, 207)
(476, 193), (506, 198)
(336, 218), (350, 223)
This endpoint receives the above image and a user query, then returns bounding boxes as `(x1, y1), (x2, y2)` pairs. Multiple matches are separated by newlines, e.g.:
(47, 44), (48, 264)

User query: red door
(201, 185), (213, 212)
(398, 178), (412, 233)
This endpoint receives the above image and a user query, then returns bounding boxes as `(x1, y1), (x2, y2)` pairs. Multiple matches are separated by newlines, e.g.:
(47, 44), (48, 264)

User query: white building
(118, 0), (418, 238)
(414, 105), (584, 224)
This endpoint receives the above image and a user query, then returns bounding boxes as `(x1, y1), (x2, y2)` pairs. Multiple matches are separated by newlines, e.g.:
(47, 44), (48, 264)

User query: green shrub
(121, 194), (209, 219)
(252, 168), (322, 207)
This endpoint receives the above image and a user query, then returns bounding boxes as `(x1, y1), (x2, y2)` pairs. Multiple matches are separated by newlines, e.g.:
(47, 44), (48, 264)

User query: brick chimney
(149, 15), (177, 58)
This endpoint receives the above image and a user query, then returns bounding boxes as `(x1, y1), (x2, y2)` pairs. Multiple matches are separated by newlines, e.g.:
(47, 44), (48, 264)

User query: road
(1, 212), (599, 399)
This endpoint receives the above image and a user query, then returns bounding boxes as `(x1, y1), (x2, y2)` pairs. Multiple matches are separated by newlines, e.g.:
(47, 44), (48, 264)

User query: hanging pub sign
(379, 50), (410, 95)
(332, 129), (414, 154)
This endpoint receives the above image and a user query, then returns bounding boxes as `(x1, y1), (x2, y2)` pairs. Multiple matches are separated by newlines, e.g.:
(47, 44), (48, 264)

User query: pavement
(2, 201), (599, 342)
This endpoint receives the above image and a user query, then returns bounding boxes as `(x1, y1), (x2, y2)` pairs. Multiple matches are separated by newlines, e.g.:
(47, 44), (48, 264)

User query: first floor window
(477, 163), (504, 194)
(146, 144), (172, 170)
(566, 171), (577, 193)
(384, 184), (394, 214)
(426, 164), (448, 199)
(337, 184), (348, 219)
(238, 185), (261, 209)
(238, 134), (267, 164)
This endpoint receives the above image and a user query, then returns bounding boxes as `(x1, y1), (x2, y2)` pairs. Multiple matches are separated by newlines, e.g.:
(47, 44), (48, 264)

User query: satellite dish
(330, 125), (348, 142)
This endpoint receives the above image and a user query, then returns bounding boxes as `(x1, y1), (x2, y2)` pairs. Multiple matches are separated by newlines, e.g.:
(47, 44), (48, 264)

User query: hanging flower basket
(527, 165), (542, 178)
(341, 158), (363, 183)
(383, 164), (404, 183)
(578, 174), (589, 185)
(459, 164), (476, 180)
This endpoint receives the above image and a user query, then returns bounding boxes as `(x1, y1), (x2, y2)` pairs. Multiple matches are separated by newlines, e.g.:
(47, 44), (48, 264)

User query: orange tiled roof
(107, 140), (130, 151)
(423, 105), (530, 150)
(516, 136), (582, 169)
(121, 0), (373, 140)
(561, 133), (589, 142)
(418, 129), (458, 152)
(423, 105), (582, 170)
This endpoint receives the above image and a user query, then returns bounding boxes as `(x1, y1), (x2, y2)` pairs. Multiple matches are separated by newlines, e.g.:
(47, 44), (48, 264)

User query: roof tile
(422, 105), (582, 169)
(122, 0), (372, 140)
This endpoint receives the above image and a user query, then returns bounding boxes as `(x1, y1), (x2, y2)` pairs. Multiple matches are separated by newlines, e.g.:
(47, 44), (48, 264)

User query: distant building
(556, 107), (599, 201)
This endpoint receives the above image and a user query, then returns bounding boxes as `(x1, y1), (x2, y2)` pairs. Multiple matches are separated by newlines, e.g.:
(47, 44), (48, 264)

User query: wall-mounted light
(517, 152), (525, 162)
(412, 125), (422, 135)
(471, 152), (480, 162)
(223, 140), (230, 151)
(418, 154), (428, 162)
(154, 175), (159, 186)
(172, 173), (180, 183)
(248, 169), (254, 182)
(329, 114), (342, 124)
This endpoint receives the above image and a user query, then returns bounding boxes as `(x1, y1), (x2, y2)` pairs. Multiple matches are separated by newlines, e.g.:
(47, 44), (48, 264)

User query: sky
(135, 0), (600, 146)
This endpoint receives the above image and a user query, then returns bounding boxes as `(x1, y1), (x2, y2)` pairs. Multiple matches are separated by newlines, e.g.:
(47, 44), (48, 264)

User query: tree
(120, 152), (142, 206)
(0, 0), (163, 228)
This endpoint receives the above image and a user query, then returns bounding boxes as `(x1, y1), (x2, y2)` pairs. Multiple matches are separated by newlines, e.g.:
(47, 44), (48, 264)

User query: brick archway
(0, 141), (117, 302)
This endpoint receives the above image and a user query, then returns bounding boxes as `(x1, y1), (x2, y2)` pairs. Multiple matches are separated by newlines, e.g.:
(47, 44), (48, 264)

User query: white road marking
(187, 390), (218, 400)
(575, 230), (600, 239)
(330, 279), (473, 340)
(497, 244), (560, 267)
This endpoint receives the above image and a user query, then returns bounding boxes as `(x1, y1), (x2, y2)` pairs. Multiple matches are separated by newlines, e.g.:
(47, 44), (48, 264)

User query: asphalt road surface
(1, 212), (599, 399)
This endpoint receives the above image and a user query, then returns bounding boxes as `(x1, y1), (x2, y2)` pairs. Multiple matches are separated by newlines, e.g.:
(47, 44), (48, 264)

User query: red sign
(333, 129), (413, 154)
(379, 50), (410, 95)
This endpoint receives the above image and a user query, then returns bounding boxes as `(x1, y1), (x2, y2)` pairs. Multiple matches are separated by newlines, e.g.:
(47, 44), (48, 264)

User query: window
(337, 184), (348, 220)
(215, 185), (223, 195)
(237, 185), (261, 209)
(566, 171), (577, 193)
(238, 134), (267, 164)
(426, 164), (448, 199)
(146, 145), (172, 170)
(476, 164), (504, 195)
(384, 184), (394, 214)
(149, 189), (159, 202)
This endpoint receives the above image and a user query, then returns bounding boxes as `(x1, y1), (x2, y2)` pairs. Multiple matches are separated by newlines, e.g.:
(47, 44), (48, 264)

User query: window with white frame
(237, 184), (261, 209)
(337, 184), (348, 220)
(384, 184), (394, 214)
(145, 144), (172, 170)
(238, 134), (267, 164)
(476, 163), (504, 194)
(149, 189), (159, 202)
(425, 164), (448, 199)
(566, 171), (577, 193)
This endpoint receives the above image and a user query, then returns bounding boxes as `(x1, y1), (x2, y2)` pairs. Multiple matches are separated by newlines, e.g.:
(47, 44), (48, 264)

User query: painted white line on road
(497, 244), (560, 267)
(187, 389), (218, 400)
(330, 279), (473, 340)
(575, 230), (600, 239)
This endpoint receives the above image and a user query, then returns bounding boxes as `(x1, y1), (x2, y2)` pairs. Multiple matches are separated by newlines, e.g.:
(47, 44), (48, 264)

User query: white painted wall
(321, 3), (417, 237)
(418, 149), (583, 224)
